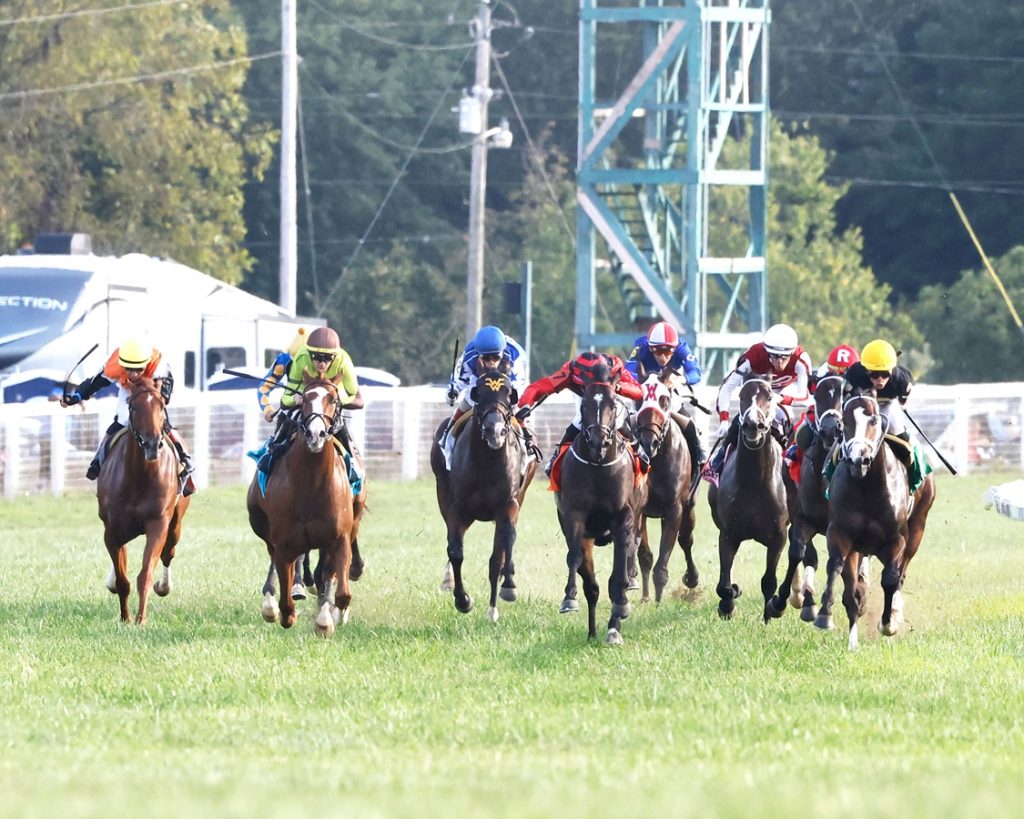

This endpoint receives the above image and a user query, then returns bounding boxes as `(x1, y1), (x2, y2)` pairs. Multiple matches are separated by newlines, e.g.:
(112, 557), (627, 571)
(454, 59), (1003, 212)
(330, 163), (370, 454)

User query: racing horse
(814, 394), (936, 649)
(247, 377), (358, 636)
(429, 367), (536, 621)
(555, 359), (648, 643)
(781, 374), (846, 621)
(707, 376), (795, 621)
(97, 377), (191, 624)
(634, 372), (698, 603)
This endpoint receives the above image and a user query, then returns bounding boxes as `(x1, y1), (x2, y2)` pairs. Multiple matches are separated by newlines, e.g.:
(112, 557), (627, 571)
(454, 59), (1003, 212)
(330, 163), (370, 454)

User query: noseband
(578, 381), (626, 466)
(300, 381), (341, 436)
(813, 376), (844, 444)
(841, 395), (885, 467)
(739, 379), (774, 449)
(127, 385), (167, 446)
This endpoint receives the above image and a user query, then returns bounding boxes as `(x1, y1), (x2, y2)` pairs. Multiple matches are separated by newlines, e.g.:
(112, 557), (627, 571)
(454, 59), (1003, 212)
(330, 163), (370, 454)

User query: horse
(97, 377), (191, 624)
(780, 374), (846, 621)
(555, 361), (648, 643)
(429, 367), (536, 622)
(634, 372), (698, 603)
(247, 377), (358, 636)
(814, 394), (936, 649)
(707, 377), (795, 621)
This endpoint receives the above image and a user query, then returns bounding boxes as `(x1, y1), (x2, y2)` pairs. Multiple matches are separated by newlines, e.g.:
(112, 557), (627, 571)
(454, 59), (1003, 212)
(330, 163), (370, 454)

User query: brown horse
(247, 377), (358, 636)
(781, 374), (845, 621)
(429, 367), (536, 621)
(555, 361), (648, 643)
(634, 373), (697, 603)
(707, 377), (795, 621)
(814, 394), (936, 649)
(97, 377), (190, 624)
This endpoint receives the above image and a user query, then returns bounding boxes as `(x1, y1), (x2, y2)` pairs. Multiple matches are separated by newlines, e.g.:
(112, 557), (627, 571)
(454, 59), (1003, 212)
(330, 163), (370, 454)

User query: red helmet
(827, 344), (859, 374)
(647, 321), (679, 350)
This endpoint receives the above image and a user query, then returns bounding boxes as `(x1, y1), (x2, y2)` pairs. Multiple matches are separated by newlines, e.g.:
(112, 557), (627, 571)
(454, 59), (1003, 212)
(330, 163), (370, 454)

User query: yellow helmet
(118, 338), (153, 369)
(860, 339), (897, 372)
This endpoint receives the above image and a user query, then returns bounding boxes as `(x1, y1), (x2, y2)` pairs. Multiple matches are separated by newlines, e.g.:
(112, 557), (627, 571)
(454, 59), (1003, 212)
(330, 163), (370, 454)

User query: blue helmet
(473, 325), (506, 356)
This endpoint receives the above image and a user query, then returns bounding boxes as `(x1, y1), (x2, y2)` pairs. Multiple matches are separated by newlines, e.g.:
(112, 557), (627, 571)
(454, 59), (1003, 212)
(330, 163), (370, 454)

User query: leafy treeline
(1, 0), (1021, 382)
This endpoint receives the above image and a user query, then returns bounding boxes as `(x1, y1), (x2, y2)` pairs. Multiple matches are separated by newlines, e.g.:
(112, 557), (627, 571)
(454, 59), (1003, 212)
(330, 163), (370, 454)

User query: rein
(127, 385), (168, 446)
(840, 395), (886, 463)
(300, 381), (341, 436)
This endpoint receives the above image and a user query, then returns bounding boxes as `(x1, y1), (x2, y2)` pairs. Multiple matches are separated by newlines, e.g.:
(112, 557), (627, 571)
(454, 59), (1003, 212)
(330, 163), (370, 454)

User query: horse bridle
(841, 394), (886, 463)
(813, 376), (844, 444)
(127, 385), (168, 447)
(579, 381), (627, 466)
(739, 379), (774, 450)
(300, 381), (342, 436)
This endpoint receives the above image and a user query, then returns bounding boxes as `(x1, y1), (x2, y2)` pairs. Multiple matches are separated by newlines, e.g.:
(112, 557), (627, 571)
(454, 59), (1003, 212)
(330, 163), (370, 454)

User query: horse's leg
(653, 507), (682, 604)
(878, 548), (904, 637)
(136, 517), (172, 625)
(275, 552), (298, 629)
(578, 538), (600, 641)
(153, 501), (185, 598)
(780, 520), (808, 613)
(815, 527), (849, 631)
(302, 552), (315, 587)
(606, 517), (634, 644)
(262, 561), (278, 597)
(314, 547), (339, 637)
(290, 555), (306, 601)
(798, 541), (819, 622)
(498, 500), (520, 605)
(764, 527), (791, 622)
(841, 551), (863, 649)
(104, 535), (131, 623)
(447, 518), (473, 614)
(322, 535), (352, 632)
(677, 499), (699, 590)
(560, 513), (583, 614)
(487, 518), (512, 622)
(637, 518), (653, 602)
(715, 532), (742, 619)
(350, 488), (367, 581)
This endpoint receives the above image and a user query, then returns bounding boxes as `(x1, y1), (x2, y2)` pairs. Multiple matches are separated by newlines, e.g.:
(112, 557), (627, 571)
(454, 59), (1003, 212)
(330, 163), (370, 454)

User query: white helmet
(763, 323), (798, 356)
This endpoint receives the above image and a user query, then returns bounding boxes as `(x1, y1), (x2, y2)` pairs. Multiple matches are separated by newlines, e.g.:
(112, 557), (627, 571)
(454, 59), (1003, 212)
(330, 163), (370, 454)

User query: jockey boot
(166, 429), (194, 476)
(441, 409), (466, 471)
(86, 423), (120, 480)
(544, 424), (578, 477)
(521, 422), (542, 462)
(86, 451), (102, 481)
(257, 417), (291, 475)
(680, 419), (707, 466)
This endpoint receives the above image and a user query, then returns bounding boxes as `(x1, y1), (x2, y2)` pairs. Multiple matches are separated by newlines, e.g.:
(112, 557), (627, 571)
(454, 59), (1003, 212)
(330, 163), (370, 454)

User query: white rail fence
(1, 382), (1021, 497)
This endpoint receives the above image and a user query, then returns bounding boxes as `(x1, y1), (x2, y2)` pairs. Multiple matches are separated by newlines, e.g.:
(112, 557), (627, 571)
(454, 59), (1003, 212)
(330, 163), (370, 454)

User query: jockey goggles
(867, 370), (891, 380)
(651, 345), (674, 356)
(310, 351), (336, 364)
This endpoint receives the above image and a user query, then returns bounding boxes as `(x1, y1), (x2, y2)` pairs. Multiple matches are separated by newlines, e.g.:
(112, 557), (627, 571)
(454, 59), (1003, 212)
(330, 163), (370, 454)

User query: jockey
(257, 327), (365, 478)
(626, 320), (707, 465)
(704, 323), (812, 481)
(440, 325), (537, 470)
(786, 343), (860, 468)
(256, 327), (307, 421)
(843, 338), (914, 447)
(60, 338), (195, 489)
(517, 351), (644, 476)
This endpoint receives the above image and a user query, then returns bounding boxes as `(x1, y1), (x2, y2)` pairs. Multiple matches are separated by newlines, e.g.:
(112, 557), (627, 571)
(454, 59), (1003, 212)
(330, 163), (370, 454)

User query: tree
(914, 246), (1024, 383)
(0, 0), (272, 282)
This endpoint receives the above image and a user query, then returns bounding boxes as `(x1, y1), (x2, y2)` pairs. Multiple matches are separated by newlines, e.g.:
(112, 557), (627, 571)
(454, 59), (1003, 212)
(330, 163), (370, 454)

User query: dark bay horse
(634, 373), (697, 603)
(781, 374), (845, 621)
(429, 367), (536, 621)
(815, 394), (936, 649)
(247, 378), (358, 636)
(707, 377), (795, 621)
(556, 362), (648, 643)
(97, 377), (190, 624)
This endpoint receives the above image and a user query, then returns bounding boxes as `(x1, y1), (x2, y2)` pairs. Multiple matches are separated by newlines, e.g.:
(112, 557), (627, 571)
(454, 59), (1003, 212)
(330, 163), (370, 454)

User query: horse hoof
(732, 583), (743, 599)
(766, 596), (786, 620)
(261, 593), (280, 623)
(315, 603), (336, 637)
(153, 580), (171, 597)
(281, 612), (297, 629)
(788, 589), (803, 609)
(814, 614), (834, 631)
(455, 595), (473, 614)
(487, 606), (499, 623)
(626, 578), (640, 592)
(877, 619), (899, 637)
(800, 604), (816, 623)
(559, 598), (579, 614)
(291, 583), (306, 601)
(350, 562), (364, 582)
(611, 601), (631, 620)
(499, 586), (518, 603)
(717, 602), (734, 620)
(439, 563), (455, 593)
(605, 628), (624, 645)
(683, 572), (699, 590)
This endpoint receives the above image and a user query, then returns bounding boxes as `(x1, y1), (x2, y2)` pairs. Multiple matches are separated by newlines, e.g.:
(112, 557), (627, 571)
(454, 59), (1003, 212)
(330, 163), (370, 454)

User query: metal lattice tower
(576, 0), (770, 381)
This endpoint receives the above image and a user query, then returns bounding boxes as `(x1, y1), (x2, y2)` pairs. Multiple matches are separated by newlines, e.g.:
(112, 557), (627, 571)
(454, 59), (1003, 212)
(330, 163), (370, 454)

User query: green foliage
(1, 474), (1023, 817)
(914, 245), (1024, 383)
(0, 0), (272, 282)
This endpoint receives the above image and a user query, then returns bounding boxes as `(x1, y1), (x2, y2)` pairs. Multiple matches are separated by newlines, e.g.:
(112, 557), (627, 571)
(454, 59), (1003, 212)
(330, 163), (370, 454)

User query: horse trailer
(0, 235), (321, 402)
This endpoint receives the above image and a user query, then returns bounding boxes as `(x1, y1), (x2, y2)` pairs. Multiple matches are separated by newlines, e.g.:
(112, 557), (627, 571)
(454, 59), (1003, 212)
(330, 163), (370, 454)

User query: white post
(50, 411), (67, 495)
(192, 403), (211, 490)
(952, 394), (969, 475)
(401, 397), (421, 481)
(3, 417), (20, 498)
(465, 0), (493, 342)
(279, 0), (298, 315)
(241, 407), (259, 483)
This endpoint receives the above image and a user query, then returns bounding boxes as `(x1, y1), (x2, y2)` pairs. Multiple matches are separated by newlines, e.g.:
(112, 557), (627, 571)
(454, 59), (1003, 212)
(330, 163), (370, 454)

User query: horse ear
(509, 387), (519, 405)
(469, 385), (479, 403)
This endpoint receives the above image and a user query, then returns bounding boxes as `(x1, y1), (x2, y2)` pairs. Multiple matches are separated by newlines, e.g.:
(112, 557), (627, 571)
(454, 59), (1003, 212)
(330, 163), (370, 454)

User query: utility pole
(465, 0), (493, 343)
(279, 0), (298, 315)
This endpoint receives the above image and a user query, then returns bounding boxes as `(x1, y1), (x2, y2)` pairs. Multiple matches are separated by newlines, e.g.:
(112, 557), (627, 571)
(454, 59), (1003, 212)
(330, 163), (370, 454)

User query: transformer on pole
(576, 0), (771, 381)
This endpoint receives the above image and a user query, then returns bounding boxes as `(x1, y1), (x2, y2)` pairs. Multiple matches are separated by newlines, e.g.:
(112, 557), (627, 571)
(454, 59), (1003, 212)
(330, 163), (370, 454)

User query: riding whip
(62, 343), (99, 400)
(903, 408), (958, 476)
(686, 384), (712, 415)
(222, 368), (302, 397)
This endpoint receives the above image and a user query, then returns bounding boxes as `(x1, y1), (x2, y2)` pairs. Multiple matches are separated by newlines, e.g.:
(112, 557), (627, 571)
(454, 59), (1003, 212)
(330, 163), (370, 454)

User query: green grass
(2, 473), (1023, 818)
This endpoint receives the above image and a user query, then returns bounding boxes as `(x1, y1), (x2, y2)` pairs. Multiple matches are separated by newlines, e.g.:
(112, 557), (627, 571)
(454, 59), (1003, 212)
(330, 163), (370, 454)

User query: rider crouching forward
(60, 338), (195, 491)
(704, 323), (812, 481)
(257, 327), (365, 482)
(843, 339), (914, 449)
(440, 325), (538, 471)
(626, 320), (708, 466)
(517, 351), (644, 477)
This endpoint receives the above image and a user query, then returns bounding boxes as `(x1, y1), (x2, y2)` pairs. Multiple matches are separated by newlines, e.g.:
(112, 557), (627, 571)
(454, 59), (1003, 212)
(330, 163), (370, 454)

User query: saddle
(548, 437), (646, 492)
(821, 435), (932, 498)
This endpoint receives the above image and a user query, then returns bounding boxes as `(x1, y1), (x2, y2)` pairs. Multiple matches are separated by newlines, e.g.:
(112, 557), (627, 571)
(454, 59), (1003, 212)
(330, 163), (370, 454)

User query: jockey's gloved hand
(262, 404), (277, 422)
(515, 404), (533, 422)
(715, 418), (731, 440)
(62, 391), (82, 407)
(446, 385), (459, 406)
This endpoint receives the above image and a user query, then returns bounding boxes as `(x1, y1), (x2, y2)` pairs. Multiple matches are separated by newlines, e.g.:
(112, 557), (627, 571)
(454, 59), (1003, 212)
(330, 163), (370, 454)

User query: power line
(826, 176), (1024, 197)
(0, 0), (187, 28)
(775, 43), (1024, 66)
(0, 51), (282, 103)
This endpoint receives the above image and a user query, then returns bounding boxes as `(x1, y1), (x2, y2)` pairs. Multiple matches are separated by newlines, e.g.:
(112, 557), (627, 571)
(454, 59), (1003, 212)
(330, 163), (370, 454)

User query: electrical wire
(0, 0), (187, 28)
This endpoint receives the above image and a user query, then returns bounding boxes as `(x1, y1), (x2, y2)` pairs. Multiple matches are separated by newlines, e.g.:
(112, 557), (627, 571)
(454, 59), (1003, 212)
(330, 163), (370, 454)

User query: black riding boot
(258, 416), (291, 474)
(521, 423), (542, 461)
(544, 423), (578, 477)
(680, 418), (707, 466)
(87, 421), (123, 480)
(707, 418), (739, 478)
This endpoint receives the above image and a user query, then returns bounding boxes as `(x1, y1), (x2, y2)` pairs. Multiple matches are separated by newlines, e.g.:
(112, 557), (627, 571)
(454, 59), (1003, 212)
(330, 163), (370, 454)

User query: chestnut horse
(707, 377), (795, 621)
(555, 361), (648, 643)
(97, 377), (190, 624)
(634, 373), (698, 603)
(781, 374), (845, 621)
(815, 394), (936, 649)
(247, 378), (358, 636)
(429, 367), (536, 622)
